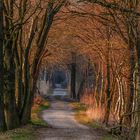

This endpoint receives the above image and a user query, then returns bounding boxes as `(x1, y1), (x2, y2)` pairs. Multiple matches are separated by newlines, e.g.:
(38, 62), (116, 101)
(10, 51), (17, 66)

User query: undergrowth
(70, 102), (118, 140)
(0, 96), (49, 140)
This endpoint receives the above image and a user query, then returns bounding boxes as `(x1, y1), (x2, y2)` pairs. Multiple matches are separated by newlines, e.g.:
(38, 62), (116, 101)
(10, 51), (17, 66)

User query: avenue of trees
(1, 0), (140, 140)
(0, 0), (65, 131)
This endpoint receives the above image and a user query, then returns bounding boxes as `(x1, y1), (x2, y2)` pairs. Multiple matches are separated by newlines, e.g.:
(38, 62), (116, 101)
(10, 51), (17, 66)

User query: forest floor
(35, 90), (118, 140)
(0, 88), (118, 140)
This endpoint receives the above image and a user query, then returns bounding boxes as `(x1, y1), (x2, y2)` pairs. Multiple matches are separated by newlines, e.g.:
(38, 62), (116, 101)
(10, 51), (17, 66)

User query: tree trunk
(103, 48), (111, 125)
(4, 42), (19, 130)
(77, 78), (86, 101)
(20, 62), (31, 124)
(125, 41), (135, 126)
(71, 52), (76, 99)
(135, 38), (140, 140)
(14, 33), (24, 114)
(0, 0), (6, 131)
(15, 65), (23, 114)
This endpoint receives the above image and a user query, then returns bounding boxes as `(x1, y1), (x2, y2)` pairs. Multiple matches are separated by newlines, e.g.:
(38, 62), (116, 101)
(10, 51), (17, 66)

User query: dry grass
(86, 107), (105, 122)
(75, 110), (102, 129)
(70, 102), (102, 129)
(80, 93), (116, 124)
(70, 102), (118, 140)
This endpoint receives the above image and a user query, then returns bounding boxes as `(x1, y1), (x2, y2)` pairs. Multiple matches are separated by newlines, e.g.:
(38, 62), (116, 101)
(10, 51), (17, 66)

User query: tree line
(0, 0), (65, 131)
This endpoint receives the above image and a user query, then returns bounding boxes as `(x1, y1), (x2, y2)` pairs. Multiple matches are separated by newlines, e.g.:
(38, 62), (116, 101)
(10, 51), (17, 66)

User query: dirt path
(42, 100), (88, 129)
(36, 98), (108, 140)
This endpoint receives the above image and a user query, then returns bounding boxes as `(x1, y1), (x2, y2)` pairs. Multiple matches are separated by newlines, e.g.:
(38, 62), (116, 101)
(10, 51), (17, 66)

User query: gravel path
(42, 100), (88, 129)
(36, 89), (107, 140)
(36, 88), (111, 140)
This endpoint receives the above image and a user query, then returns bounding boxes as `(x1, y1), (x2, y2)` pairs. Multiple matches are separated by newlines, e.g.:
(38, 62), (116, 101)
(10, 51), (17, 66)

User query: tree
(70, 52), (76, 99)
(0, 0), (66, 131)
(0, 0), (6, 131)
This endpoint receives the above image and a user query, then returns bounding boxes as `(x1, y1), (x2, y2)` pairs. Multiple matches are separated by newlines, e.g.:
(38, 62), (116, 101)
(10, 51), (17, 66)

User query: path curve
(36, 88), (106, 140)
(37, 101), (104, 140)
(42, 100), (88, 129)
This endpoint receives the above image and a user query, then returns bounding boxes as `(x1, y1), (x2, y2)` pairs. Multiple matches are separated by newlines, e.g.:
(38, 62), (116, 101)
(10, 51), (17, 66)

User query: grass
(0, 99), (49, 140)
(75, 109), (102, 128)
(70, 102), (118, 140)
(70, 102), (102, 129)
(0, 125), (34, 140)
(31, 100), (49, 126)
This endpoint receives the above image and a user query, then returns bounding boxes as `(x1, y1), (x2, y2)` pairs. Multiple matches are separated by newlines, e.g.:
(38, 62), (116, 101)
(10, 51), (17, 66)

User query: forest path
(36, 88), (107, 140)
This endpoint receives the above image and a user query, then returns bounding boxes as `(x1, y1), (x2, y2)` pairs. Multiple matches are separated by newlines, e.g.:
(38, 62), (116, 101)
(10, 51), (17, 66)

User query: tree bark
(4, 41), (19, 129)
(135, 37), (140, 140)
(71, 52), (76, 99)
(103, 47), (111, 125)
(125, 40), (135, 126)
(0, 0), (6, 131)
(77, 78), (86, 101)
